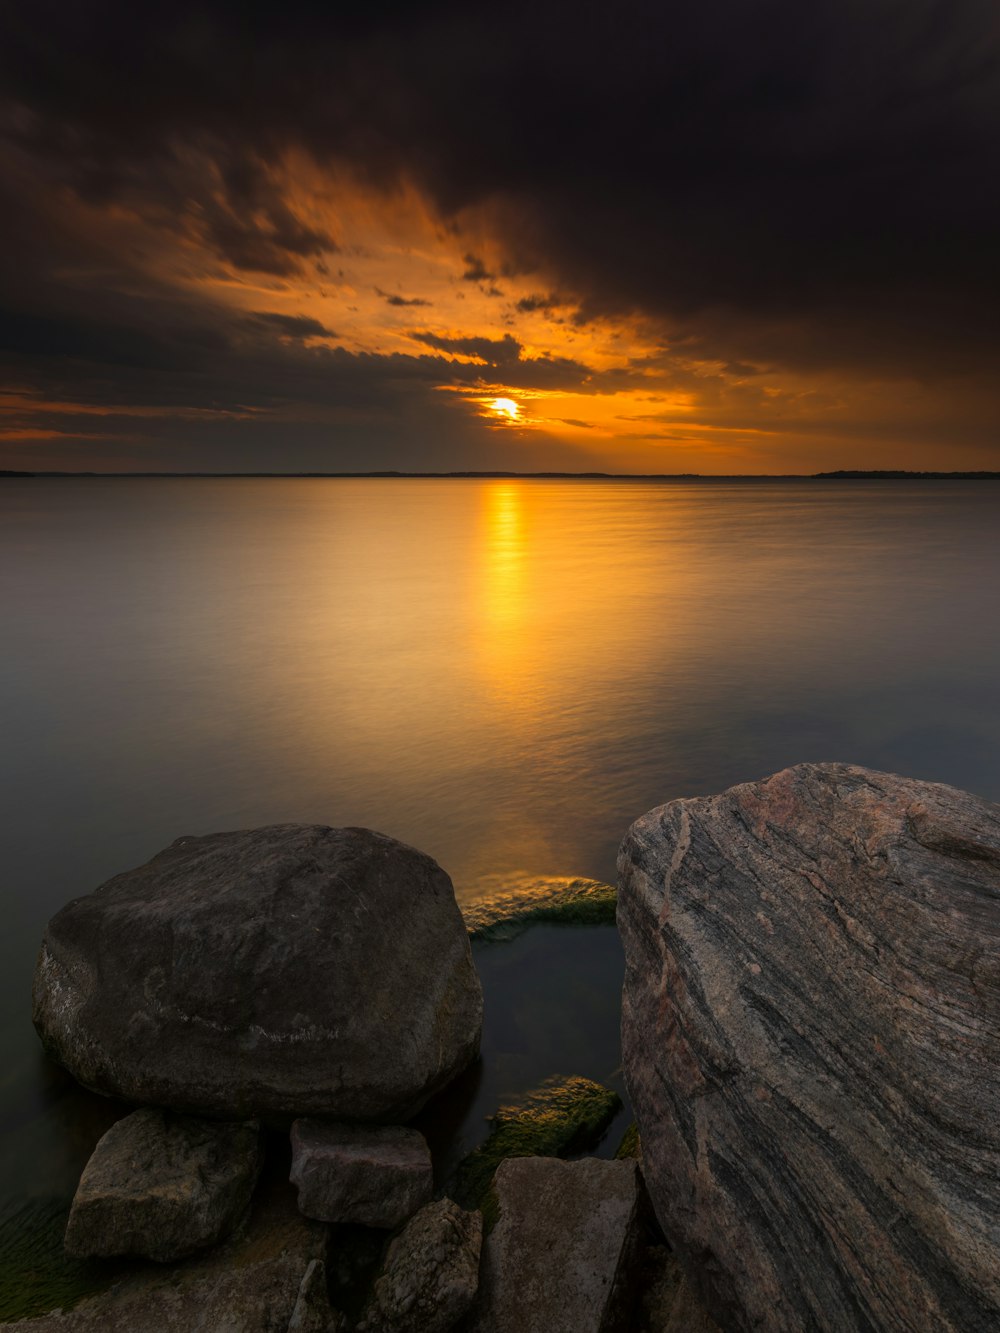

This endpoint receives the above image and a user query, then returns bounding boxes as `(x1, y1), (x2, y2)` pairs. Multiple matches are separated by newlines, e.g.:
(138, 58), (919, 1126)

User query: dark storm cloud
(251, 312), (336, 339)
(461, 255), (495, 284)
(375, 289), (431, 307)
(2, 0), (994, 373)
(0, 0), (998, 467)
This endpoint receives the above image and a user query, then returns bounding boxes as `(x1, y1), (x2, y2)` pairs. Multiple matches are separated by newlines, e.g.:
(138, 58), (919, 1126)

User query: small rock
(469, 1156), (643, 1332)
(287, 1258), (341, 1331)
(64, 1108), (261, 1262)
(359, 1198), (482, 1333)
(290, 1123), (432, 1229)
(453, 1076), (621, 1209)
(4, 1161), (327, 1331)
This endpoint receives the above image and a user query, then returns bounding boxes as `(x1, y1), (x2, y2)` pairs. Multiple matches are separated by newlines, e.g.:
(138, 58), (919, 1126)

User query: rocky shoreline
(6, 763), (999, 1330)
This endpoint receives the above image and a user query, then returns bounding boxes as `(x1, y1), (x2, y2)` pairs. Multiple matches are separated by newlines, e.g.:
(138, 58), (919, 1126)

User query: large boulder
(469, 1156), (643, 1331)
(65, 1108), (261, 1261)
(619, 763), (1000, 1333)
(33, 825), (483, 1121)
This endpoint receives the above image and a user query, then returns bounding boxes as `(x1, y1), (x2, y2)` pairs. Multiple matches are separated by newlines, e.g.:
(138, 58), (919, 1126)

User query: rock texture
(469, 1156), (643, 1332)
(618, 762), (1000, 1333)
(3, 1164), (328, 1332)
(290, 1122), (432, 1229)
(33, 825), (483, 1121)
(64, 1108), (261, 1262)
(359, 1198), (482, 1333)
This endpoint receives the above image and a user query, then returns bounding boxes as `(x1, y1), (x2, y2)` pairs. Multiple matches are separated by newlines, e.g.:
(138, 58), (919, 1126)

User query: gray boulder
(33, 825), (483, 1121)
(359, 1198), (482, 1332)
(469, 1156), (643, 1332)
(619, 763), (1000, 1333)
(290, 1122), (432, 1229)
(65, 1107), (261, 1262)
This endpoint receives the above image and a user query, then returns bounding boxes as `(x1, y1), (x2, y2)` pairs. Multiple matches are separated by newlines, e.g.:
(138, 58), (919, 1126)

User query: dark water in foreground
(2, 477), (999, 1314)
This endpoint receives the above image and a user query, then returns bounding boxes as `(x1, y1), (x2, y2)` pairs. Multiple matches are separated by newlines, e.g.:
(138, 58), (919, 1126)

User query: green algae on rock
(614, 1121), (641, 1161)
(452, 1076), (621, 1211)
(463, 876), (617, 942)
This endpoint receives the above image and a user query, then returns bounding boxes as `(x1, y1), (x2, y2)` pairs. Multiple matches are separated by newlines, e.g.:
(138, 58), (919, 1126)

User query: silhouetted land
(3, 469), (1000, 481)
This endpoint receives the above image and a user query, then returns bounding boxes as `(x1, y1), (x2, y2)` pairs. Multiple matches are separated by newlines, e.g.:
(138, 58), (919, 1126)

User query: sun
(490, 397), (520, 420)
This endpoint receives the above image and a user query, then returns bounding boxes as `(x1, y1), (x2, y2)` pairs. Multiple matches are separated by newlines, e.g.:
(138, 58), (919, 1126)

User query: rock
(63, 1108), (261, 1262)
(2, 1159), (328, 1331)
(287, 1258), (341, 1331)
(358, 1198), (481, 1333)
(33, 825), (483, 1121)
(635, 1248), (721, 1333)
(290, 1123), (432, 1229)
(618, 762), (1000, 1333)
(469, 1156), (643, 1331)
(463, 875), (617, 942)
(453, 1076), (621, 1209)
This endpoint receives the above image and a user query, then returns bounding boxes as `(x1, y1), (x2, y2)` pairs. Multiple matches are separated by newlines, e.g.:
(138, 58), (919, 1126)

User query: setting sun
(490, 397), (520, 420)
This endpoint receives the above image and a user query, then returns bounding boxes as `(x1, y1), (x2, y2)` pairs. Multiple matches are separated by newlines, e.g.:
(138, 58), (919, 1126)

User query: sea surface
(2, 477), (999, 1313)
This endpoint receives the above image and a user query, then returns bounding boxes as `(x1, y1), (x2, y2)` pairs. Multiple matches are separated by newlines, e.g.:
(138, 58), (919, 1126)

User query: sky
(0, 0), (997, 474)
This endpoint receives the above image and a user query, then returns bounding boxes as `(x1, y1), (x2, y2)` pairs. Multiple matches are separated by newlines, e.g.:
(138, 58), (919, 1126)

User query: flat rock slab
(359, 1198), (482, 1332)
(469, 1156), (643, 1332)
(65, 1108), (261, 1262)
(33, 825), (483, 1121)
(619, 762), (1000, 1333)
(290, 1122), (432, 1229)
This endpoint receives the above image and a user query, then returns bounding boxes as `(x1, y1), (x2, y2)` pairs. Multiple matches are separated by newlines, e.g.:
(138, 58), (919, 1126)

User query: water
(2, 477), (999, 1311)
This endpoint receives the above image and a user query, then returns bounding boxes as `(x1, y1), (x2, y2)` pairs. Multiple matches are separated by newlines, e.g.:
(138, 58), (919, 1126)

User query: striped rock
(619, 763), (1000, 1333)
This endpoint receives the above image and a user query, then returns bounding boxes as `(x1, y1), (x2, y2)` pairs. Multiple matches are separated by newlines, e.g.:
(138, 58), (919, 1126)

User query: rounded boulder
(33, 824), (483, 1121)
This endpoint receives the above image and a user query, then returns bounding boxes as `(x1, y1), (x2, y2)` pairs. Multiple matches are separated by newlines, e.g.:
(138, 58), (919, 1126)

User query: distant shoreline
(3, 469), (1000, 481)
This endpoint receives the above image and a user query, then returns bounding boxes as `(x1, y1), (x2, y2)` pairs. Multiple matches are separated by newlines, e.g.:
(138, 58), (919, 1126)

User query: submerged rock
(358, 1198), (482, 1333)
(463, 875), (616, 942)
(33, 824), (483, 1121)
(290, 1123), (432, 1229)
(619, 762), (1000, 1333)
(469, 1156), (643, 1331)
(453, 1076), (621, 1210)
(65, 1108), (261, 1262)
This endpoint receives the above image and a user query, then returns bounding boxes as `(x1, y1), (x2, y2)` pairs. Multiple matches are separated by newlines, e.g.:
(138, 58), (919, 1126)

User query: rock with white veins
(290, 1122), (433, 1229)
(618, 762), (1000, 1333)
(65, 1107), (262, 1262)
(469, 1156), (643, 1332)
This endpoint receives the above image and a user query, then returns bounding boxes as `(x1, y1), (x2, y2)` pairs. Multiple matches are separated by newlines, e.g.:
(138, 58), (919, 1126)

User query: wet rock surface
(469, 1156), (643, 1332)
(64, 1108), (261, 1262)
(290, 1123), (432, 1229)
(358, 1198), (481, 1333)
(619, 762), (1000, 1333)
(33, 824), (483, 1121)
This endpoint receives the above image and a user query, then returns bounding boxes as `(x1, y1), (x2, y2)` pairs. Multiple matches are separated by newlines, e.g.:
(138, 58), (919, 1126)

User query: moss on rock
(463, 877), (617, 943)
(453, 1076), (622, 1211)
(0, 1197), (123, 1323)
(614, 1122), (641, 1161)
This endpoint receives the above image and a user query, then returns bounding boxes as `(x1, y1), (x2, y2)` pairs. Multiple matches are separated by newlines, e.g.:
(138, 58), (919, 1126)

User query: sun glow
(490, 397), (520, 420)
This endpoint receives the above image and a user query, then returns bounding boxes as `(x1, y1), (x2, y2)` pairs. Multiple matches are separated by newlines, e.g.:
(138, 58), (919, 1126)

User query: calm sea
(1, 477), (999, 1310)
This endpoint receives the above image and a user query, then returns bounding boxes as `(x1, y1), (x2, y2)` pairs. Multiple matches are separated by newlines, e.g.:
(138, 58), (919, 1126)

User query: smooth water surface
(2, 477), (999, 1308)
